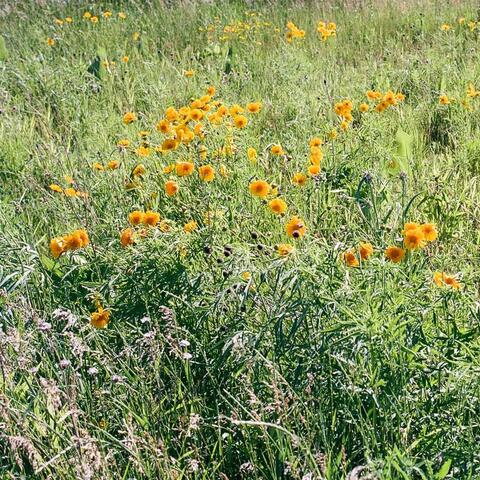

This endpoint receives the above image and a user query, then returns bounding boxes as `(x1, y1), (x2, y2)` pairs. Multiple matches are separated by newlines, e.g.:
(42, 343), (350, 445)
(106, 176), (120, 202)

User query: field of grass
(1, 0), (480, 478)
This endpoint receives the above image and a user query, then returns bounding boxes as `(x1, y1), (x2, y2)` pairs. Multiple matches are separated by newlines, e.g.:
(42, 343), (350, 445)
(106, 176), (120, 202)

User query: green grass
(1, 1), (480, 478)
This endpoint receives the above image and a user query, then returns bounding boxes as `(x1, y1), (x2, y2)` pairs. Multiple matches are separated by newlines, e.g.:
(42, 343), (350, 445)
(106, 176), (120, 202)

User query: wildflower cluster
(342, 222), (438, 267)
(366, 90), (405, 113)
(439, 83), (480, 111)
(317, 21), (336, 41)
(286, 22), (306, 42)
(200, 12), (279, 45)
(50, 229), (89, 258)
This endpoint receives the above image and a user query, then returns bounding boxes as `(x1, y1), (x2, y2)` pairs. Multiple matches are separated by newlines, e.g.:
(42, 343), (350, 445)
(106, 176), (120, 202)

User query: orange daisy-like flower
(359, 242), (374, 260)
(120, 228), (135, 246)
(129, 210), (145, 226)
(421, 223), (437, 242)
(156, 119), (171, 134)
(308, 165), (320, 176)
(246, 102), (261, 113)
(198, 165), (215, 182)
(285, 216), (306, 238)
(292, 173), (307, 186)
(233, 115), (248, 128)
(91, 307), (110, 329)
(385, 246), (405, 263)
(309, 137), (323, 148)
(165, 180), (179, 196)
(268, 198), (287, 215)
(404, 228), (425, 250)
(270, 144), (284, 156)
(175, 161), (195, 177)
(143, 211), (160, 226)
(342, 249), (359, 267)
(123, 112), (137, 124)
(183, 220), (198, 233)
(50, 238), (65, 258)
(277, 243), (294, 256)
(249, 180), (271, 198)
(161, 138), (178, 152)
(433, 271), (460, 289)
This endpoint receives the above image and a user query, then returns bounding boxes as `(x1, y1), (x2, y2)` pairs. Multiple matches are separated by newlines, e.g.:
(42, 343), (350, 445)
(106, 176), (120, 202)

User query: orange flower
(404, 228), (425, 250)
(292, 173), (307, 186)
(277, 243), (294, 256)
(120, 228), (135, 246)
(342, 249), (359, 267)
(198, 164), (215, 182)
(161, 138), (178, 151)
(308, 164), (320, 176)
(309, 137), (323, 148)
(359, 103), (369, 113)
(49, 184), (63, 193)
(359, 242), (373, 260)
(249, 180), (271, 198)
(143, 211), (160, 226)
(385, 246), (405, 263)
(132, 164), (146, 176)
(129, 210), (145, 225)
(123, 112), (137, 124)
(268, 198), (287, 215)
(233, 115), (248, 128)
(271, 144), (284, 156)
(247, 147), (257, 163)
(165, 180), (179, 196)
(91, 307), (110, 329)
(183, 220), (198, 233)
(50, 238), (64, 258)
(176, 161), (194, 177)
(108, 160), (120, 170)
(156, 119), (171, 134)
(64, 232), (83, 250)
(421, 223), (437, 242)
(285, 216), (306, 238)
(246, 102), (261, 113)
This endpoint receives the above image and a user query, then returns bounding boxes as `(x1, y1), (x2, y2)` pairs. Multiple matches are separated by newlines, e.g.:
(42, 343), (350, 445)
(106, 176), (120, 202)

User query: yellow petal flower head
(249, 180), (271, 198)
(129, 210), (145, 226)
(277, 243), (294, 256)
(165, 180), (179, 196)
(285, 216), (306, 238)
(247, 102), (261, 113)
(342, 249), (359, 267)
(198, 165), (215, 182)
(143, 211), (160, 226)
(292, 172), (307, 186)
(385, 246), (405, 263)
(421, 223), (438, 242)
(176, 161), (195, 177)
(91, 307), (110, 329)
(183, 221), (198, 233)
(359, 242), (374, 260)
(268, 198), (287, 215)
(271, 144), (284, 156)
(120, 228), (135, 246)
(123, 112), (137, 124)
(404, 228), (425, 250)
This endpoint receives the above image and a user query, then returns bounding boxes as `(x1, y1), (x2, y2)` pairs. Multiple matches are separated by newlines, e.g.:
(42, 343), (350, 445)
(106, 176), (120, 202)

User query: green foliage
(0, 1), (480, 479)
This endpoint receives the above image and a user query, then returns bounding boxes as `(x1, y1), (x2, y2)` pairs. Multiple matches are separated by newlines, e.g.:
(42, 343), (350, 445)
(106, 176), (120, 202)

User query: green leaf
(395, 128), (413, 160)
(435, 459), (452, 480)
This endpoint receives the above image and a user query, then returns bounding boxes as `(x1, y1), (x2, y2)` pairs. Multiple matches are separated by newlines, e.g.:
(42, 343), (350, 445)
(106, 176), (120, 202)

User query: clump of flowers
(317, 21), (336, 41)
(50, 229), (89, 258)
(365, 90), (405, 113)
(286, 21), (305, 43)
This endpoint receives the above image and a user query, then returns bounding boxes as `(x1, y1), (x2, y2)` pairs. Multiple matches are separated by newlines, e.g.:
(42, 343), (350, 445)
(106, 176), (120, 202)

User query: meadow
(1, 0), (480, 478)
